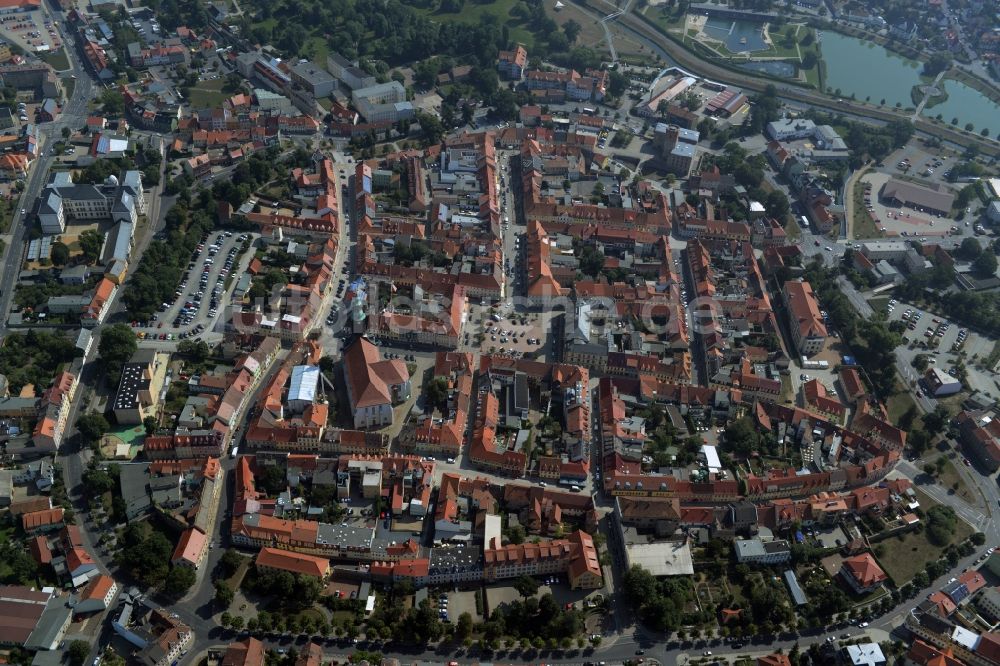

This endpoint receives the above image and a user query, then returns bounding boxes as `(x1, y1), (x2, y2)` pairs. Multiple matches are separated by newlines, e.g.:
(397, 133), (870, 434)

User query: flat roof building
(287, 365), (320, 414)
(623, 541), (694, 576)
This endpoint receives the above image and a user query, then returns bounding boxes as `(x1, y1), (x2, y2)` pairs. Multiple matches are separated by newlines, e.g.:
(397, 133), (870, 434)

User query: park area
(187, 79), (229, 108)
(874, 490), (975, 584)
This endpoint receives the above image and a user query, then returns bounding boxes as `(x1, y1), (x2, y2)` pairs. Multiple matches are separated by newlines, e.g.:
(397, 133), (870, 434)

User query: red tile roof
(255, 547), (329, 578)
(842, 553), (887, 588)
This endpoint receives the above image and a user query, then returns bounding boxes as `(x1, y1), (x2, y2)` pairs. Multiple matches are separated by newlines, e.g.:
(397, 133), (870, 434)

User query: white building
(352, 81), (414, 123)
(860, 241), (910, 262)
(844, 643), (886, 666)
(767, 118), (817, 141)
(925, 367), (961, 397)
(287, 365), (320, 414)
(37, 171), (144, 235)
(327, 52), (377, 91)
(734, 538), (791, 565)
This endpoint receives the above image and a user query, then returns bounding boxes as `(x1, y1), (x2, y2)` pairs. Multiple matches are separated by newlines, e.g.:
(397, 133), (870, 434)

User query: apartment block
(782, 280), (827, 357)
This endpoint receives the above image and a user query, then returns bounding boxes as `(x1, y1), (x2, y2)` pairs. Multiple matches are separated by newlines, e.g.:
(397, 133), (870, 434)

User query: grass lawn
(932, 457), (976, 505)
(780, 373), (793, 403)
(41, 49), (70, 71)
(329, 610), (356, 626)
(784, 213), (802, 240)
(0, 197), (14, 234)
(301, 36), (329, 68)
(188, 79), (229, 108)
(293, 607), (327, 625)
(410, 0), (536, 47)
(877, 489), (974, 584)
(869, 296), (890, 311)
(803, 62), (821, 88)
(642, 5), (687, 33)
(768, 26), (807, 60)
(851, 173), (883, 239)
(225, 553), (252, 591)
(885, 379), (921, 428)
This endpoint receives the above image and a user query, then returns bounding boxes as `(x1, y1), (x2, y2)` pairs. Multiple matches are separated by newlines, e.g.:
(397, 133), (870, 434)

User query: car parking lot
(124, 9), (163, 43)
(0, 10), (63, 56)
(478, 313), (545, 357)
(133, 231), (255, 341)
(884, 145), (961, 189)
(860, 171), (954, 239)
(883, 298), (999, 400)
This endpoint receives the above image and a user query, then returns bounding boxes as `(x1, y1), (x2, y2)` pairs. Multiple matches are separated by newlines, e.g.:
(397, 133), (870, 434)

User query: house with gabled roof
(343, 337), (410, 429)
(840, 553), (887, 594)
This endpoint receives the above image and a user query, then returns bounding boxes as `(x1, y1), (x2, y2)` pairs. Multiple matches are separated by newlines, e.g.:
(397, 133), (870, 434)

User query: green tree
(578, 244), (605, 278)
(416, 111), (445, 145)
(958, 237), (982, 260)
(77, 412), (110, 445)
(68, 640), (91, 666)
(922, 404), (950, 436)
(506, 524), (526, 544)
(723, 416), (762, 456)
(98, 323), (138, 384)
(100, 89), (125, 114)
(162, 565), (197, 598)
(514, 575), (539, 598)
(926, 505), (957, 546)
(563, 19), (581, 44)
(215, 580), (235, 607)
(116, 522), (173, 587)
(143, 415), (158, 436)
(319, 355), (336, 374)
(973, 251), (998, 278)
(425, 377), (450, 412)
(50, 241), (70, 266)
(78, 229), (105, 264)
(219, 549), (244, 577)
(608, 69), (628, 98)
(456, 612), (473, 640)
(923, 51), (952, 76)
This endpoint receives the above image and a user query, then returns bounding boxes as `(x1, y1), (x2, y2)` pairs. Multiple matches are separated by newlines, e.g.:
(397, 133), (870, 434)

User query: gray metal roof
(783, 569), (807, 605)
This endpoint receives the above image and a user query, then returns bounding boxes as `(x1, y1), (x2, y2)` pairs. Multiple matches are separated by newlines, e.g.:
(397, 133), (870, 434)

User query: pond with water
(820, 30), (923, 107)
(702, 17), (768, 53)
(921, 78), (1000, 137)
(820, 30), (1000, 134)
(738, 60), (796, 78)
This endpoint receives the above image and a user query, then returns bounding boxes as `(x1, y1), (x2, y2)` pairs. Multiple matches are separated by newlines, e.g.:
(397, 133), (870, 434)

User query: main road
(0, 0), (95, 340)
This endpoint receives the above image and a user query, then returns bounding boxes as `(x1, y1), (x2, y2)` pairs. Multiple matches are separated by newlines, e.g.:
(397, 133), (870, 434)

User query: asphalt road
(0, 0), (96, 338)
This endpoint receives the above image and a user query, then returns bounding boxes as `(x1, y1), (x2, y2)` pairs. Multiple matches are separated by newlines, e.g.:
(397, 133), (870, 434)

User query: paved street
(0, 0), (95, 338)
